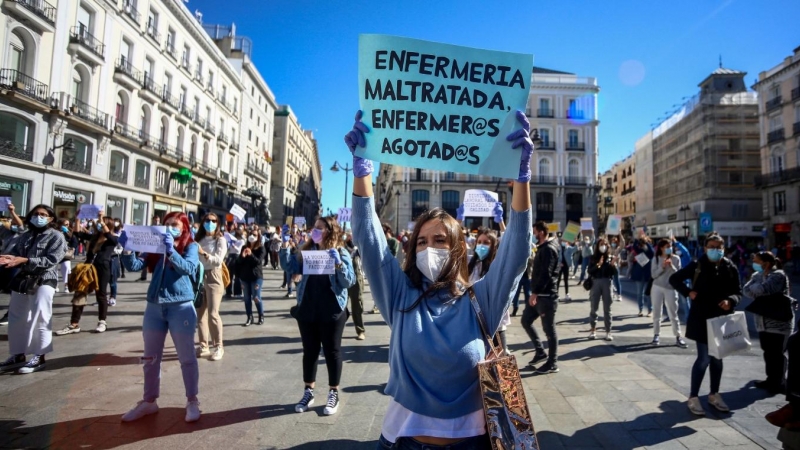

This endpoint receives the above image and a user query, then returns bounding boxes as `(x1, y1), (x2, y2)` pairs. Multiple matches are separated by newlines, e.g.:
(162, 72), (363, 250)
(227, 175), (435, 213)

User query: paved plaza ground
(1, 262), (799, 449)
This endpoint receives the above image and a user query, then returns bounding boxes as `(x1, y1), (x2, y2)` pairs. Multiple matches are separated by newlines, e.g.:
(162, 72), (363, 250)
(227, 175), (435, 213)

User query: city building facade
(636, 67), (762, 244)
(376, 67), (601, 232)
(753, 46), (800, 248)
(598, 154), (635, 237)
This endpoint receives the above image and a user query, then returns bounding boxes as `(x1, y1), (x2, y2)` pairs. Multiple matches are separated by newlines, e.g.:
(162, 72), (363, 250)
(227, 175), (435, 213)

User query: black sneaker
(0, 354), (26, 372)
(295, 387), (315, 413)
(17, 355), (45, 374)
(323, 389), (339, 415)
(0, 312), (8, 326)
(528, 350), (548, 366)
(534, 361), (559, 374)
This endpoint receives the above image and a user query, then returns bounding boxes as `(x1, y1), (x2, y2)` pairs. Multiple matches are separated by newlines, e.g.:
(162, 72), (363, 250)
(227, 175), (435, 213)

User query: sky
(188, 0), (799, 215)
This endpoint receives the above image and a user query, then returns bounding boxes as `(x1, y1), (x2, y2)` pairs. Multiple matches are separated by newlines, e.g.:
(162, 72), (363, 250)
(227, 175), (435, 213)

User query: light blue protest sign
(358, 35), (533, 178)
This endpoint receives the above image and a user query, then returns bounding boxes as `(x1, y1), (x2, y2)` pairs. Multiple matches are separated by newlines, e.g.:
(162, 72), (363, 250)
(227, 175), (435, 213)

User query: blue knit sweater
(351, 196), (532, 419)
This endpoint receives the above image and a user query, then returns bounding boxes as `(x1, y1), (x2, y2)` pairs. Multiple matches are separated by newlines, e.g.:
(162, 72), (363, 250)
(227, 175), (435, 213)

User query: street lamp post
(394, 189), (401, 233)
(679, 204), (691, 239)
(41, 138), (75, 202)
(330, 161), (353, 228)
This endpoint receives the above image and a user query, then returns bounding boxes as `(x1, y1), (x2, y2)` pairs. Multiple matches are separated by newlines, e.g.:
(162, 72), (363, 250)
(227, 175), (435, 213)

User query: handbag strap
(467, 288), (502, 358)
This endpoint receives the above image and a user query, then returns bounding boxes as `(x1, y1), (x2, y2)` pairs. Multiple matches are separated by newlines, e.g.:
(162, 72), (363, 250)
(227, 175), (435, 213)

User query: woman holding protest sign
(280, 216), (355, 416)
(195, 213), (228, 360)
(118, 211), (202, 423)
(236, 228), (265, 327)
(347, 108), (534, 448)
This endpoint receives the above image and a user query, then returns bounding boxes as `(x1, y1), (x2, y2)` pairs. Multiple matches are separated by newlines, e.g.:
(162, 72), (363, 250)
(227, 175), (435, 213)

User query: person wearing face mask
(347, 109), (534, 447)
(224, 229), (245, 298)
(669, 233), (741, 416)
(587, 238), (617, 341)
(650, 239), (686, 348)
(56, 210), (117, 335)
(235, 228), (265, 326)
(556, 238), (574, 303)
(281, 216), (355, 416)
(106, 218), (125, 305)
(671, 236), (693, 324)
(468, 227), (510, 354)
(345, 233), (366, 340)
(57, 219), (78, 295)
(608, 236), (625, 301)
(578, 234), (595, 285)
(194, 213), (228, 360)
(118, 211), (201, 423)
(743, 251), (794, 395)
(0, 204), (66, 374)
(112, 218), (125, 280)
(631, 237), (655, 317)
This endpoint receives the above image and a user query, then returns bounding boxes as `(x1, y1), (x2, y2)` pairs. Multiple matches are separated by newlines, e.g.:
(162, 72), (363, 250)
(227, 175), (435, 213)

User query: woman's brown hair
(467, 227), (498, 279)
(655, 238), (671, 257)
(402, 208), (469, 310)
(590, 237), (610, 264)
(302, 216), (343, 251)
(194, 213), (224, 242)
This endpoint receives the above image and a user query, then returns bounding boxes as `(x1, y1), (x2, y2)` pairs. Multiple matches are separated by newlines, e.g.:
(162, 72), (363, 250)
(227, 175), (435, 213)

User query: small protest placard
(285, 216), (293, 226)
(357, 35), (533, 178)
(580, 217), (594, 231)
(123, 225), (167, 254)
(229, 204), (246, 221)
(562, 222), (581, 243)
(0, 197), (11, 212)
(338, 207), (352, 223)
(606, 215), (622, 236)
(635, 253), (650, 267)
(667, 228), (674, 240)
(302, 250), (335, 275)
(77, 204), (103, 220)
(463, 189), (498, 217)
(247, 218), (255, 225)
(547, 223), (561, 234)
(407, 221), (415, 231)
(294, 217), (306, 227)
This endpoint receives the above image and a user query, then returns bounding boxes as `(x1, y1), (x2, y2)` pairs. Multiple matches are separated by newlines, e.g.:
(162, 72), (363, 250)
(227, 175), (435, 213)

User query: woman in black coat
(669, 233), (741, 417)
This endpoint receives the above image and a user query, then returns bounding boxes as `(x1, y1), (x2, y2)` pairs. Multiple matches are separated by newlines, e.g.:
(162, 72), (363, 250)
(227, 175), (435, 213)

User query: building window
(568, 130), (579, 147)
(535, 192), (554, 222)
(769, 114), (782, 132)
(135, 160), (150, 188)
(444, 171), (455, 181)
(774, 191), (786, 215)
(109, 151), (128, 182)
(441, 190), (459, 218)
(155, 167), (169, 192)
(115, 92), (127, 123)
(0, 113), (33, 157)
(411, 189), (430, 219)
(771, 147), (784, 173)
(568, 159), (580, 178)
(61, 138), (92, 174)
(539, 129), (550, 146)
(566, 193), (583, 223)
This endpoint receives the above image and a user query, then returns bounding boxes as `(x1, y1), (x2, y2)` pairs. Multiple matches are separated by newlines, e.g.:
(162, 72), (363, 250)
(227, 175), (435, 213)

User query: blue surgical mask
(31, 216), (49, 228)
(706, 248), (724, 262)
(10, 225), (19, 232)
(167, 226), (181, 237)
(203, 221), (217, 232)
(665, 248), (672, 255)
(611, 243), (618, 248)
(752, 262), (764, 273)
(61, 226), (69, 233)
(475, 244), (490, 260)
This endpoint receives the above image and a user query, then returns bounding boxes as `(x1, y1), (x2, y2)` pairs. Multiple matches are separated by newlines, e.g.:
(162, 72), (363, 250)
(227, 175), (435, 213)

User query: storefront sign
(54, 189), (77, 203)
(0, 181), (24, 191)
(774, 223), (792, 233)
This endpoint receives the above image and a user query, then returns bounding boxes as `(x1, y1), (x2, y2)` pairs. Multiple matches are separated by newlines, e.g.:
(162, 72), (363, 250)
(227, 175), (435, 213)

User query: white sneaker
(55, 288), (60, 293)
(605, 332), (614, 341)
(196, 346), (211, 358)
(107, 297), (116, 306)
(708, 393), (729, 412)
(55, 324), (81, 336)
(95, 321), (107, 333)
(588, 330), (597, 340)
(185, 400), (201, 422)
(687, 397), (705, 416)
(323, 389), (339, 415)
(64, 288), (70, 294)
(564, 294), (572, 302)
(210, 346), (224, 361)
(121, 400), (159, 422)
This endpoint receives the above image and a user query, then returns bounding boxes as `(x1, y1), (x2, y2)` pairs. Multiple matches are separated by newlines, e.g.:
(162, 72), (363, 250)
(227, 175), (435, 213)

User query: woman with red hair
(118, 211), (202, 423)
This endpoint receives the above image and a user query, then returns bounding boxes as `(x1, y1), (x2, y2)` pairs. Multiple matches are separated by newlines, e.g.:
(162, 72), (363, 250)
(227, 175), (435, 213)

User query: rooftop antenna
(195, 10), (203, 24)
(719, 55), (723, 68)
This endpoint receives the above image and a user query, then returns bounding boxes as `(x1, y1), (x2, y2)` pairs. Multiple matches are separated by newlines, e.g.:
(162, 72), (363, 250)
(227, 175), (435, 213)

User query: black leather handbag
(745, 292), (795, 322)
(10, 268), (46, 295)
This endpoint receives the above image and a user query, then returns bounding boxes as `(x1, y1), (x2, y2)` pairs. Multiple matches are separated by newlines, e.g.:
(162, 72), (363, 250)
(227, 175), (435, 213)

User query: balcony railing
(564, 176), (587, 186)
(766, 96), (782, 112)
(767, 128), (785, 144)
(180, 56), (192, 73)
(155, 140), (178, 158)
(0, 139), (34, 162)
(145, 24), (160, 44)
(114, 121), (142, 142)
(566, 141), (585, 151)
(114, 58), (143, 83)
(69, 26), (105, 59)
(194, 69), (204, 84)
(165, 41), (177, 60)
(537, 108), (555, 118)
(134, 177), (149, 189)
(794, 121), (800, 137)
(0, 69), (50, 104)
(121, 1), (140, 24)
(160, 90), (180, 110)
(155, 183), (169, 195)
(68, 97), (109, 129)
(194, 115), (206, 129)
(109, 170), (127, 183)
(566, 109), (585, 120)
(219, 171), (230, 182)
(537, 140), (555, 150)
(180, 103), (194, 120)
(230, 141), (239, 151)
(532, 175), (558, 185)
(205, 123), (215, 135)
(755, 167), (800, 187)
(141, 76), (162, 97)
(6, 0), (56, 25)
(793, 87), (800, 101)
(218, 132), (229, 144)
(61, 159), (91, 175)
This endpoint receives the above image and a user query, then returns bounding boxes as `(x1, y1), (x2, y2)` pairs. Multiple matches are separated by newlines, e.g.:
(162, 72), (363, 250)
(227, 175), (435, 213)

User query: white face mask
(599, 245), (608, 254)
(248, 235), (258, 243)
(415, 247), (449, 283)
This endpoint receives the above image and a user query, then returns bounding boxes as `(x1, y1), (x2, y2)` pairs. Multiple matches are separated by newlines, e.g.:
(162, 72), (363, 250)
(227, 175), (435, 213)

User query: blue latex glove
(344, 110), (374, 178)
(118, 231), (128, 249)
(282, 235), (290, 243)
(456, 204), (465, 221)
(163, 233), (174, 255)
(505, 110), (534, 183)
(493, 202), (504, 224)
(281, 224), (290, 235)
(328, 248), (342, 265)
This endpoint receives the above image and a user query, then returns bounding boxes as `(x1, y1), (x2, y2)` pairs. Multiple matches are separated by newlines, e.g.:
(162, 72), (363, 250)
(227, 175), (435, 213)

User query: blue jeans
(513, 277), (531, 312)
(142, 301), (198, 402)
(283, 271), (294, 294)
(634, 280), (652, 313)
(377, 434), (491, 450)
(110, 258), (120, 298)
(242, 279), (264, 318)
(691, 342), (723, 397)
(612, 273), (621, 297)
(677, 293), (690, 323)
(579, 256), (590, 281)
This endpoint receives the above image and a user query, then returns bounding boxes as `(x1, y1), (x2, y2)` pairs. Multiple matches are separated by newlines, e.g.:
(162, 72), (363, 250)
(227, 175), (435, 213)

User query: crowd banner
(357, 34), (533, 178)
(229, 204), (246, 221)
(122, 225), (167, 254)
(463, 189), (498, 217)
(562, 221), (581, 243)
(302, 250), (335, 275)
(77, 204), (103, 220)
(294, 217), (307, 227)
(0, 197), (11, 212)
(606, 215), (622, 236)
(338, 207), (352, 223)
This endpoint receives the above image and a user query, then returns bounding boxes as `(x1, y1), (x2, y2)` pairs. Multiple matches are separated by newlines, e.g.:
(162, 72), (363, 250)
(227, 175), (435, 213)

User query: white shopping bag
(706, 312), (752, 359)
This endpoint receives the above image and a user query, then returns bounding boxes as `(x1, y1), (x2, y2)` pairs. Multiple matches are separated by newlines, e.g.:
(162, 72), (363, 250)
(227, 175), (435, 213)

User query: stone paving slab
(0, 265), (793, 449)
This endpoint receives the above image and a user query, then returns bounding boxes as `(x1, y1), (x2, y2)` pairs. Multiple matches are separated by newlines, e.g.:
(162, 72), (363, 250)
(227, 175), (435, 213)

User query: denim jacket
(121, 243), (199, 304)
(279, 245), (356, 311)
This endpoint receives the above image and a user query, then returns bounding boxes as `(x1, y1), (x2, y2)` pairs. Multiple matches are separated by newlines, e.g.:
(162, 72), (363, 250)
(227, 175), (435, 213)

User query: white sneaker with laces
(687, 397), (705, 416)
(708, 393), (729, 412)
(210, 346), (224, 361)
(121, 400), (159, 422)
(107, 297), (116, 306)
(295, 388), (315, 413)
(588, 330), (597, 340)
(605, 332), (614, 341)
(185, 400), (201, 422)
(95, 321), (107, 333)
(55, 324), (81, 336)
(323, 389), (339, 415)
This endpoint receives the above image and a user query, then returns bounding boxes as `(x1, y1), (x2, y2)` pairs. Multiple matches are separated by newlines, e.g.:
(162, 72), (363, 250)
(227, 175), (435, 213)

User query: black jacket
(588, 255), (618, 279)
(669, 255), (741, 343)
(531, 238), (560, 297)
(235, 245), (265, 282)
